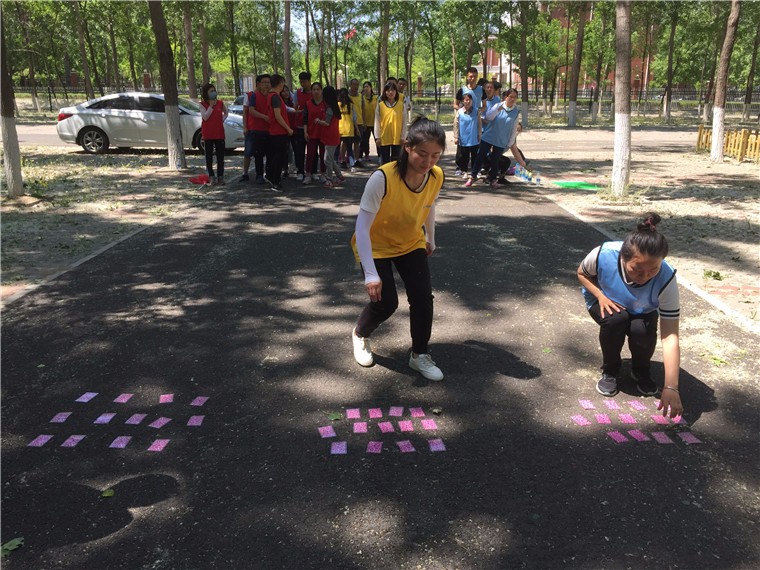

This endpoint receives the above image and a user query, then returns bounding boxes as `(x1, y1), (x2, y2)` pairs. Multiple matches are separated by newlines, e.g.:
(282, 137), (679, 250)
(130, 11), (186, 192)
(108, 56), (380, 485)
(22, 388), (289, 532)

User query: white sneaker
(352, 328), (373, 367)
(296, 173), (304, 182)
(455, 169), (463, 176)
(409, 353), (443, 381)
(302, 175), (312, 185)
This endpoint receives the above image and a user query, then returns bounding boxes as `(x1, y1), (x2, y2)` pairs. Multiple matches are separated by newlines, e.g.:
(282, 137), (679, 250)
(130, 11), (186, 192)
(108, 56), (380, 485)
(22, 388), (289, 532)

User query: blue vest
(462, 85), (484, 111)
(582, 241), (676, 315)
(482, 104), (518, 149)
(457, 108), (479, 147)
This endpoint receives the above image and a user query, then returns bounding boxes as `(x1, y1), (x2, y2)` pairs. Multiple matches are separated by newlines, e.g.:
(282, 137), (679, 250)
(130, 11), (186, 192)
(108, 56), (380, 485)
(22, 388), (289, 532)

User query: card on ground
(378, 421), (395, 433)
(409, 407), (425, 418)
(76, 392), (98, 403)
(579, 399), (595, 410)
(187, 415), (205, 426)
(368, 408), (383, 419)
(651, 432), (675, 444)
(190, 396), (209, 407)
(346, 408), (361, 419)
(318, 425), (337, 438)
(571, 415), (591, 426)
(148, 439), (170, 452)
(389, 406), (404, 417)
(421, 419), (438, 430)
(109, 436), (132, 449)
(628, 430), (651, 442)
(113, 393), (134, 404)
(353, 422), (368, 433)
(651, 414), (670, 425)
(331, 441), (347, 455)
(627, 400), (648, 411)
(607, 431), (629, 443)
(94, 413), (116, 425)
(398, 420), (414, 432)
(604, 400), (621, 410)
(396, 440), (415, 453)
(149, 417), (172, 429)
(677, 432), (703, 444)
(428, 439), (446, 452)
(366, 441), (383, 454)
(50, 412), (72, 423)
(159, 394), (174, 404)
(125, 413), (147, 425)
(60, 435), (85, 448)
(28, 435), (53, 447)
(619, 414), (637, 424)
(595, 414), (611, 425)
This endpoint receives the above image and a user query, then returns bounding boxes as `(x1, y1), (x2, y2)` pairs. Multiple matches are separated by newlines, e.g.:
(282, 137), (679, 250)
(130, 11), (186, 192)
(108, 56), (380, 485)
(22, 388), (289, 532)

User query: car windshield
(178, 97), (200, 113)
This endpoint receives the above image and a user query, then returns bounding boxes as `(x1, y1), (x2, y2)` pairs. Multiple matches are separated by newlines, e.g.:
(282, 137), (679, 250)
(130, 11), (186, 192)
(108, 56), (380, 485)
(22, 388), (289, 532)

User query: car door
(86, 95), (136, 145)
(134, 95), (167, 146)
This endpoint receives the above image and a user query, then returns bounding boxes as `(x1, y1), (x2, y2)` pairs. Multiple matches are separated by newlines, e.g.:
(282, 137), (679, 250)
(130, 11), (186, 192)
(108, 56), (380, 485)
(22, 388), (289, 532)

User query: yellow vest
(363, 95), (377, 127)
(349, 93), (364, 125)
(377, 100), (403, 146)
(339, 103), (354, 137)
(351, 163), (444, 260)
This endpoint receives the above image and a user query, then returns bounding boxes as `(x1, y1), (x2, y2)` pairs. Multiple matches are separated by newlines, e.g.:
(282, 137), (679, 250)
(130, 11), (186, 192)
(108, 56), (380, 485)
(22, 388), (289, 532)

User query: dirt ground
(2, 124), (759, 333)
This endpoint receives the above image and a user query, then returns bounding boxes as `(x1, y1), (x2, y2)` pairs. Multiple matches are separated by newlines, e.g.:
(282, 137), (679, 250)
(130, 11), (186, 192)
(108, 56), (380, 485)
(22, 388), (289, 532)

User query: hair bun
(637, 212), (661, 232)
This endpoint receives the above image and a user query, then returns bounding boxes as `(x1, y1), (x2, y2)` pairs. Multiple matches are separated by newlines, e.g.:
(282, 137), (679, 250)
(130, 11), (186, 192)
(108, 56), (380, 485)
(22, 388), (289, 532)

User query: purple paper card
(50, 412), (72, 423)
(125, 413), (147, 425)
(607, 431), (629, 443)
(76, 392), (98, 403)
(28, 434), (53, 447)
(94, 413), (116, 425)
(571, 415), (591, 426)
(378, 421), (395, 433)
(579, 399), (595, 410)
(366, 441), (383, 454)
(149, 417), (172, 429)
(113, 393), (134, 404)
(331, 441), (347, 455)
(190, 396), (209, 407)
(619, 414), (637, 424)
(595, 414), (612, 425)
(60, 435), (85, 448)
(428, 438), (447, 452)
(346, 408), (361, 419)
(389, 406), (404, 417)
(368, 408), (383, 419)
(159, 394), (174, 404)
(604, 400), (622, 410)
(148, 439), (170, 452)
(627, 400), (648, 411)
(353, 422), (368, 434)
(409, 407), (425, 418)
(678, 432), (703, 444)
(109, 436), (132, 449)
(318, 425), (337, 438)
(187, 415), (205, 427)
(397, 440), (416, 453)
(651, 431), (675, 444)
(421, 419), (438, 430)
(628, 429), (651, 442)
(673, 416), (688, 425)
(398, 420), (414, 432)
(651, 414), (670, 425)
(653, 400), (661, 409)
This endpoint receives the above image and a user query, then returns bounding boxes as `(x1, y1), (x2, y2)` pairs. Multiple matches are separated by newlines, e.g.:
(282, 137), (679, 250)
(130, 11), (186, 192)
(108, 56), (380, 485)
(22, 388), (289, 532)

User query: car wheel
(80, 127), (109, 154)
(193, 130), (205, 154)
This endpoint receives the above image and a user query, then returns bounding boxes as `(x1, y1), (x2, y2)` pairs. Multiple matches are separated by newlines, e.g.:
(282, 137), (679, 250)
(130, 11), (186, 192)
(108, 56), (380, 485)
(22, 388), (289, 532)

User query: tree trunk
(183, 2), (197, 99)
(2, 20), (23, 197)
(126, 26), (139, 91)
(663, 3), (679, 123)
(568, 1), (588, 126)
(108, 12), (119, 89)
(450, 30), (457, 95)
(284, 0), (292, 88)
(200, 15), (210, 85)
(742, 21), (760, 121)
(83, 12), (104, 96)
(14, 3), (40, 111)
(305, 3), (310, 75)
(148, 0), (186, 169)
(404, 16), (416, 87)
(592, 14), (608, 124)
(611, 1), (632, 197)
(711, 0), (741, 163)
(636, 17), (651, 115)
(424, 10), (439, 121)
(270, 2), (279, 74)
(702, 8), (724, 123)
(379, 2), (390, 88)
(318, 6), (326, 84)
(520, 3), (529, 127)
(73, 2), (94, 99)
(226, 2), (240, 95)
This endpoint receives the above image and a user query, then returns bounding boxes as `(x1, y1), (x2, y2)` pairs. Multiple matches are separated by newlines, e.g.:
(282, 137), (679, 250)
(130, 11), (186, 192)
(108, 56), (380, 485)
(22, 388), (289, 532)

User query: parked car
(56, 92), (244, 154)
(228, 94), (246, 116)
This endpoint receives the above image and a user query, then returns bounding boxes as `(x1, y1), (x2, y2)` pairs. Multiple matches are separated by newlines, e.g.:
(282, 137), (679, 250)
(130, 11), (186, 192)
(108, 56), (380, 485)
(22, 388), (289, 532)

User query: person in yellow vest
(338, 88), (358, 172)
(360, 81), (378, 161)
(348, 78), (366, 168)
(373, 81), (408, 164)
(351, 117), (447, 381)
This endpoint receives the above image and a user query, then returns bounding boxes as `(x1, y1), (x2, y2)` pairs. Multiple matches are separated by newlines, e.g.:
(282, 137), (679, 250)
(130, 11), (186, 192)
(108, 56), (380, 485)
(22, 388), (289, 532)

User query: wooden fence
(696, 125), (760, 162)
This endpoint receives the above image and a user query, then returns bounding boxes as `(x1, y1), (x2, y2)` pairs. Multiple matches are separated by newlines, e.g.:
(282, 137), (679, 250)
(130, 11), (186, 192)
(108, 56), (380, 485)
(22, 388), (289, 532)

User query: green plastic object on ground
(552, 181), (602, 191)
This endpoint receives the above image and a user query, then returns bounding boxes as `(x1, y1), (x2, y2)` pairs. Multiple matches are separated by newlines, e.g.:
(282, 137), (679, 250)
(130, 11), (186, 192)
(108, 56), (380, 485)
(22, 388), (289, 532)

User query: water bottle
(535, 172), (541, 186)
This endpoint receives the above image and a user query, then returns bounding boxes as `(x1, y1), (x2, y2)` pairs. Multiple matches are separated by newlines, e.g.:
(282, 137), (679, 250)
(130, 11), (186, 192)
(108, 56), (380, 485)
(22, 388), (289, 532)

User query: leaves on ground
(101, 488), (115, 498)
(542, 348), (553, 354)
(431, 407), (443, 415)
(703, 269), (726, 281)
(326, 412), (343, 421)
(1, 538), (24, 558)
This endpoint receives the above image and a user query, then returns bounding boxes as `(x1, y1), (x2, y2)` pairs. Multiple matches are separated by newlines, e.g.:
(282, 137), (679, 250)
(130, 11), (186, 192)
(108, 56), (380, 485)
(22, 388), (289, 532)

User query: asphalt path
(2, 158), (759, 569)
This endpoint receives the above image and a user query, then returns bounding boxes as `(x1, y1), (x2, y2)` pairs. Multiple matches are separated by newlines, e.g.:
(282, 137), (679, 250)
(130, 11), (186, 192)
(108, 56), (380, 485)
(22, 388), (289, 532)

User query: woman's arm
(273, 105), (293, 135)
(200, 102), (214, 121)
(658, 318), (683, 417)
(576, 263), (623, 317)
(222, 102), (229, 120)
(355, 208), (381, 302)
(424, 202), (436, 256)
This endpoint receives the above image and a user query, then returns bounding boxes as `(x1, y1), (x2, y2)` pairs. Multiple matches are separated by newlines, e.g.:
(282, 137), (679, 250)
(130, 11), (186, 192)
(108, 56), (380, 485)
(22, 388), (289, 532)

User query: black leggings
(356, 248), (433, 355)
(204, 139), (225, 178)
(379, 144), (401, 165)
(588, 303), (658, 377)
(456, 144), (479, 172)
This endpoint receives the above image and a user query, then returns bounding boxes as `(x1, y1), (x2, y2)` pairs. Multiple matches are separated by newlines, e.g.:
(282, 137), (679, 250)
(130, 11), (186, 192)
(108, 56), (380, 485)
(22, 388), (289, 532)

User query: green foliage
(1, 538), (24, 558)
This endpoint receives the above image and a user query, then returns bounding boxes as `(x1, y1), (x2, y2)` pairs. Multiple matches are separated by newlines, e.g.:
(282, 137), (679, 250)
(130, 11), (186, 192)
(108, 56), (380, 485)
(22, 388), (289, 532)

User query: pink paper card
(579, 399), (595, 410)
(113, 393), (134, 404)
(28, 434), (53, 447)
(148, 439), (170, 452)
(653, 400), (661, 408)
(353, 422), (368, 433)
(318, 425), (337, 438)
(190, 396), (209, 407)
(109, 436), (132, 449)
(619, 414), (637, 424)
(159, 394), (174, 404)
(628, 430), (651, 442)
(673, 416), (688, 425)
(651, 432), (675, 444)
(346, 408), (361, 419)
(50, 412), (72, 423)
(125, 413), (147, 425)
(94, 413), (116, 424)
(187, 415), (205, 426)
(60, 435), (85, 448)
(149, 417), (172, 429)
(571, 415), (591, 426)
(389, 406), (404, 417)
(398, 420), (414, 432)
(428, 438), (447, 452)
(421, 419), (438, 430)
(397, 440), (416, 453)
(595, 414), (611, 425)
(627, 400), (648, 411)
(678, 432), (703, 444)
(651, 414), (670, 425)
(604, 400), (622, 410)
(607, 431), (629, 443)
(409, 407), (425, 418)
(368, 408), (383, 419)
(378, 421), (395, 433)
(331, 441), (347, 455)
(76, 392), (98, 403)
(366, 441), (383, 454)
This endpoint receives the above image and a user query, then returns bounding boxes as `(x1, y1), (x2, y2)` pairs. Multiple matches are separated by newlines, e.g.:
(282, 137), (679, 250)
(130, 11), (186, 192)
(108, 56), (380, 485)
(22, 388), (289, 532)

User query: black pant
(265, 134), (289, 185)
(253, 130), (269, 178)
(455, 144), (479, 172)
(291, 128), (306, 175)
(360, 127), (374, 157)
(356, 248), (433, 355)
(204, 139), (224, 178)
(380, 144), (401, 165)
(588, 303), (658, 377)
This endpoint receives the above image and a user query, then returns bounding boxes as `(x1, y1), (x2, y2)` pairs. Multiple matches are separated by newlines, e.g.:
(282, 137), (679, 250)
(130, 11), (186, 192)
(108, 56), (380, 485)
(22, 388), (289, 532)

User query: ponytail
(621, 212), (669, 260)
(394, 116), (446, 180)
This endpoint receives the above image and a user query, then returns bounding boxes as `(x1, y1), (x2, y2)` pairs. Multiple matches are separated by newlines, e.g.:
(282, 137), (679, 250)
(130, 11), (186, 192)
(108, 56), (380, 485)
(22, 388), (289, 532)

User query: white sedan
(56, 92), (244, 154)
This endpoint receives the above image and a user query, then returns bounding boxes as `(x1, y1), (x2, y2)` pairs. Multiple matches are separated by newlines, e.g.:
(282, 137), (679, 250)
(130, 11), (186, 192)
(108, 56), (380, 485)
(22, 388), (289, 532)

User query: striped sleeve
(580, 246), (602, 277)
(658, 272), (680, 320)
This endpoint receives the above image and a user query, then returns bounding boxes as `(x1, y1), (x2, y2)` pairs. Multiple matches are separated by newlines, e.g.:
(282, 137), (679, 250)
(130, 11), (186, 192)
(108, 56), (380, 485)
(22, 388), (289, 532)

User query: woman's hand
(426, 242), (435, 256)
(366, 280), (382, 302)
(597, 294), (623, 318)
(658, 388), (683, 418)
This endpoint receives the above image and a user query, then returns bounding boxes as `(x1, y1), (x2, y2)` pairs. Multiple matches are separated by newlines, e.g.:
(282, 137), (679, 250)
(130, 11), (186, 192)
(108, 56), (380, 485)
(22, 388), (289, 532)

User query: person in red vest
(303, 81), (327, 185)
(199, 83), (228, 185)
(292, 71), (313, 182)
(240, 74), (271, 185)
(264, 74), (294, 191)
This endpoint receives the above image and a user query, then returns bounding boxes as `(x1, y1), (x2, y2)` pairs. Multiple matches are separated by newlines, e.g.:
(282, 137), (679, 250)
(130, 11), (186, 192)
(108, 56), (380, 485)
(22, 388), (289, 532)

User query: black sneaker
(238, 173), (250, 182)
(256, 175), (265, 185)
(497, 177), (510, 184)
(632, 371), (659, 396)
(595, 373), (618, 397)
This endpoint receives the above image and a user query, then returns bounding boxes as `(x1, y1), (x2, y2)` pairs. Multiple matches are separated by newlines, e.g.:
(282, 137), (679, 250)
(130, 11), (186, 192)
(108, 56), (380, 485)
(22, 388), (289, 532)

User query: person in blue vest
(577, 213), (683, 418)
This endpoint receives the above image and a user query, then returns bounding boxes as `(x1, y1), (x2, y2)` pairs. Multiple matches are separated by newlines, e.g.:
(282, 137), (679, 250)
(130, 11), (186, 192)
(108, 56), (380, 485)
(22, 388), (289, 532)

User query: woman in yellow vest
(351, 117), (447, 381)
(360, 81), (377, 161)
(373, 81), (407, 164)
(338, 88), (357, 172)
